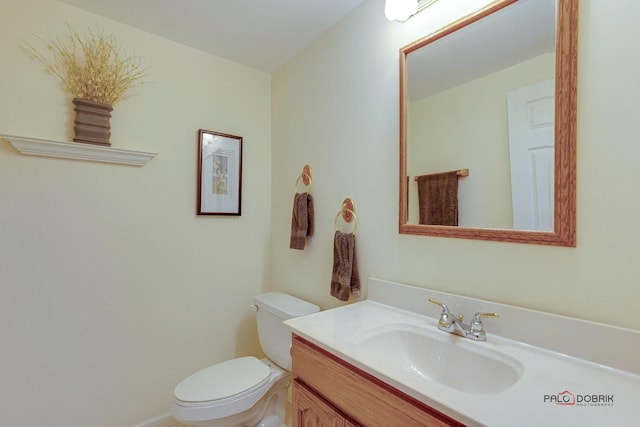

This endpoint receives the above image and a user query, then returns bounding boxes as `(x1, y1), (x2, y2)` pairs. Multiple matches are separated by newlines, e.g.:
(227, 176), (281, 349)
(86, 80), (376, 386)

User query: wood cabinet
(291, 335), (465, 427)
(293, 379), (358, 427)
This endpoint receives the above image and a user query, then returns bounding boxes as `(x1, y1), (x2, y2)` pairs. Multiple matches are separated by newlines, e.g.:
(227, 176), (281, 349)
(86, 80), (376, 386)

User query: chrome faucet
(428, 298), (499, 341)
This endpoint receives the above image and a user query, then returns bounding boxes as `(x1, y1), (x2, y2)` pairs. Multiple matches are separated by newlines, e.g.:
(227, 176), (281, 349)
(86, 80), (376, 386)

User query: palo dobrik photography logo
(544, 390), (576, 405)
(544, 390), (615, 407)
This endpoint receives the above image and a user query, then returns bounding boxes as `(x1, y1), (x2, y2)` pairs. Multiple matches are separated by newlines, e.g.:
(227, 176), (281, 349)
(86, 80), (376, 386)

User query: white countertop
(286, 300), (640, 426)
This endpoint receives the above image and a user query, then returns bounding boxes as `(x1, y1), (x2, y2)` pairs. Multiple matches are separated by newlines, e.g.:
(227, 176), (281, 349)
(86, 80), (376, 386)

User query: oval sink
(354, 324), (523, 394)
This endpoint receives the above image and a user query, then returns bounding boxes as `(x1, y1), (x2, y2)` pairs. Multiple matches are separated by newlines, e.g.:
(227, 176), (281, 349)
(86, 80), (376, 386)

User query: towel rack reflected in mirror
(414, 168), (469, 181)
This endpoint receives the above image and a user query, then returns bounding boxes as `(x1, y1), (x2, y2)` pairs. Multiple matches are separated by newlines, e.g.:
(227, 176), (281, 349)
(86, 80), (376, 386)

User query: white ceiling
(57, 0), (367, 73)
(57, 0), (556, 93)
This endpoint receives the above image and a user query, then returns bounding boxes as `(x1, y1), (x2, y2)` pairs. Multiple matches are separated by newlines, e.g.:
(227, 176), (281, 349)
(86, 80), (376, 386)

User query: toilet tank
(254, 292), (319, 371)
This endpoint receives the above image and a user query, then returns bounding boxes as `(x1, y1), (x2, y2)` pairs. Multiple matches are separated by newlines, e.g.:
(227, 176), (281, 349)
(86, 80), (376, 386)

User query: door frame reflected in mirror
(398, 0), (577, 246)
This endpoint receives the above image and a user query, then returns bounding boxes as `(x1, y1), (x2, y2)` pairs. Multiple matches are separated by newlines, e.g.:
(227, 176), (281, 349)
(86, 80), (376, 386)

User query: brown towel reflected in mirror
(416, 171), (459, 226)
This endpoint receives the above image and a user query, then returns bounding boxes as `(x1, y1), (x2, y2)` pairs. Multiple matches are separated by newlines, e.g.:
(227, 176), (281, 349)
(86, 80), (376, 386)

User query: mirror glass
(399, 0), (577, 246)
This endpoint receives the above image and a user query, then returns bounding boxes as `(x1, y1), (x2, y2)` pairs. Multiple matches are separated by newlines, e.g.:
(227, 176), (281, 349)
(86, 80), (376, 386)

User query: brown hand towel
(289, 192), (314, 250)
(330, 231), (360, 301)
(417, 171), (459, 226)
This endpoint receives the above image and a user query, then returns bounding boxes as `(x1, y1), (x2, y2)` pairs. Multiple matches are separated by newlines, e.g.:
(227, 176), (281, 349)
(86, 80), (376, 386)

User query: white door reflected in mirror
(507, 80), (555, 231)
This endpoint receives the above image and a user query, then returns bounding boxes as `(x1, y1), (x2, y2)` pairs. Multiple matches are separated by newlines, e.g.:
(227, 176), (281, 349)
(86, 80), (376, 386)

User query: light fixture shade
(385, 0), (418, 22)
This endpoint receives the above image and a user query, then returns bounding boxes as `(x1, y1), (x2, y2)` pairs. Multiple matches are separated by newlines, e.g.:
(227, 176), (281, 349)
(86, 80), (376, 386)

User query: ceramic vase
(72, 98), (113, 146)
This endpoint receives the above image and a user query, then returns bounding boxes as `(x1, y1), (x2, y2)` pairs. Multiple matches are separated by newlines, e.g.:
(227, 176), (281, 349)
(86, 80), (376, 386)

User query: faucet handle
(428, 298), (453, 327)
(473, 312), (500, 321)
(429, 298), (463, 320)
(428, 298), (447, 310)
(470, 312), (500, 335)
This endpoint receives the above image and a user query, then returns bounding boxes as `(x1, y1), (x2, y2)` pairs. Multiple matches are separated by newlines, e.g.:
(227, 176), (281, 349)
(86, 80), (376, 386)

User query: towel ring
(341, 198), (355, 223)
(334, 208), (358, 236)
(294, 164), (313, 193)
(294, 173), (312, 193)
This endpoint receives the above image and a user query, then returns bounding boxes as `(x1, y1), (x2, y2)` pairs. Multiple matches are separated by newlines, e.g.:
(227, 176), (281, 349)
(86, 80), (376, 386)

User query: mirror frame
(399, 0), (577, 246)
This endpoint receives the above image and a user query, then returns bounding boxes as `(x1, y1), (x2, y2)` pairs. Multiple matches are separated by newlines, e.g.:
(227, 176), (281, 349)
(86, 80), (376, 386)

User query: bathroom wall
(271, 0), (640, 331)
(0, 0), (271, 426)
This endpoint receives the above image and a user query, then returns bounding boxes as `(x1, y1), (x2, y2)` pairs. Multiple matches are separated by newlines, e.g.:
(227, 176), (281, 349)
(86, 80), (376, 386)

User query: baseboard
(131, 413), (176, 427)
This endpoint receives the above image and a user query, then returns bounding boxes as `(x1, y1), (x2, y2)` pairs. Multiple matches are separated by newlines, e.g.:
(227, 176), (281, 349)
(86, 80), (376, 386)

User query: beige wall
(408, 53), (554, 227)
(0, 0), (271, 426)
(272, 0), (640, 330)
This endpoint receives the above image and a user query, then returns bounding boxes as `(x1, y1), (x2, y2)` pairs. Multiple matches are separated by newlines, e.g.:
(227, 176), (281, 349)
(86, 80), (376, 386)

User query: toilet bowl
(172, 357), (289, 427)
(171, 292), (319, 427)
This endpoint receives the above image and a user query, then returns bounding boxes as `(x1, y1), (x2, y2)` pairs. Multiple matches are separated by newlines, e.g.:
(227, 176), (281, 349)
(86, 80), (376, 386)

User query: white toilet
(171, 292), (320, 427)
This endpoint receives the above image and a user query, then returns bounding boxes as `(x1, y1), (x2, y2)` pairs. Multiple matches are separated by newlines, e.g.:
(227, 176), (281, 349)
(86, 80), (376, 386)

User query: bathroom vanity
(291, 335), (462, 426)
(285, 279), (640, 427)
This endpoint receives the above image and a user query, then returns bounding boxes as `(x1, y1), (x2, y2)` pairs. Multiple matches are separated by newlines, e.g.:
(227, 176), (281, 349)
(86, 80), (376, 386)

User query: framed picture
(197, 129), (243, 215)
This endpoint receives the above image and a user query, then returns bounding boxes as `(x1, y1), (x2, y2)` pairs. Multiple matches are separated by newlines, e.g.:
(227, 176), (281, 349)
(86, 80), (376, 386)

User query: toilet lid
(174, 357), (271, 403)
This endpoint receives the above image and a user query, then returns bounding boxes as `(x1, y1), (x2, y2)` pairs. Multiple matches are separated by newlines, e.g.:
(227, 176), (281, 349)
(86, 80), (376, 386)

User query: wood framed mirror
(399, 0), (577, 246)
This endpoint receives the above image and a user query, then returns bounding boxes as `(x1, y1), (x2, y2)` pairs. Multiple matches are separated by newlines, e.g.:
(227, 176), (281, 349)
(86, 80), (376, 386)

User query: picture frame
(197, 129), (243, 215)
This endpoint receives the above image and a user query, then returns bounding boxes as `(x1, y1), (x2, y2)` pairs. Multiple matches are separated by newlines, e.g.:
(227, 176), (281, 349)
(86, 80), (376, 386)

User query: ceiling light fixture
(385, 0), (419, 22)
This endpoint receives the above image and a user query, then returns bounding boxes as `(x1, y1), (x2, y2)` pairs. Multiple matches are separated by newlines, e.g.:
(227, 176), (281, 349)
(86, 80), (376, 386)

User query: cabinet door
(293, 380), (346, 427)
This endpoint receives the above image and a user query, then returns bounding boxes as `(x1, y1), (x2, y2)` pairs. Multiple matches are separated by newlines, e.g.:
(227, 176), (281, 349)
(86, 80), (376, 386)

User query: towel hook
(334, 198), (358, 235)
(294, 164), (313, 193)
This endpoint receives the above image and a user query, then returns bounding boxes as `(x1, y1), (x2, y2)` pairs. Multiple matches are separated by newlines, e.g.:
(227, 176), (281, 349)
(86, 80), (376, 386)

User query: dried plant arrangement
(21, 24), (147, 106)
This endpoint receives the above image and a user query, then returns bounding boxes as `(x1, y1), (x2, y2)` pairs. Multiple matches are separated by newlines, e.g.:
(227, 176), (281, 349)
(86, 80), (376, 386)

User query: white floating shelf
(1, 134), (157, 166)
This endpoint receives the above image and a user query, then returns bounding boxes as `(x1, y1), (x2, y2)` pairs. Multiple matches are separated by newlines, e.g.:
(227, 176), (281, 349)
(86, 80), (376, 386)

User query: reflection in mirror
(399, 0), (577, 246)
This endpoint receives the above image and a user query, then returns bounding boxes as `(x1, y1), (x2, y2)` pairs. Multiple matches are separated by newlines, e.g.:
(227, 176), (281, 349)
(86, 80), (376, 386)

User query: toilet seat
(174, 356), (271, 405)
(172, 357), (286, 422)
